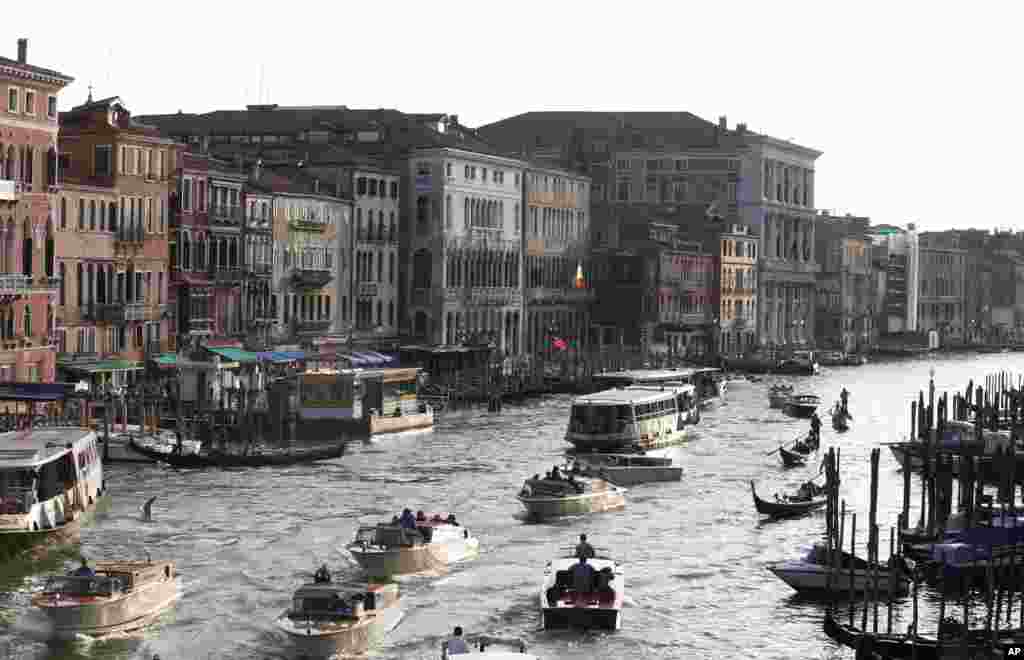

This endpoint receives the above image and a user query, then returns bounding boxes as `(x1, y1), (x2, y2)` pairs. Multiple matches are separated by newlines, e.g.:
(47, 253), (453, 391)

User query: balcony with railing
(0, 274), (60, 296)
(210, 205), (243, 225)
(295, 319), (332, 334)
(356, 229), (397, 245)
(290, 268), (334, 290)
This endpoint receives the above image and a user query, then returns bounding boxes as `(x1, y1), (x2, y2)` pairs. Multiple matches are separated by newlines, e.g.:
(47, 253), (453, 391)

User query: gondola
(127, 438), (345, 468)
(779, 446), (807, 468)
(750, 481), (826, 517)
(832, 413), (850, 432)
(823, 612), (1023, 659)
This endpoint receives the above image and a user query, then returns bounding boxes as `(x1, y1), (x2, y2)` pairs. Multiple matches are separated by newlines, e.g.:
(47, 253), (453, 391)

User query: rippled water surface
(2, 353), (1020, 660)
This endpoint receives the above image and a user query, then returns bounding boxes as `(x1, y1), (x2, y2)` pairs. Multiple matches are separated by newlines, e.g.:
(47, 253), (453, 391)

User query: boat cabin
(42, 575), (125, 598)
(591, 367), (721, 404)
(296, 367), (425, 421)
(39, 560), (173, 599)
(567, 384), (695, 450)
(353, 523), (435, 548)
(288, 582), (398, 621)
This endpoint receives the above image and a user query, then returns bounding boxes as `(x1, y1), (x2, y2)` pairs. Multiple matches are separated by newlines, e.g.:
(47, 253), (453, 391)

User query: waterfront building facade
(718, 223), (758, 356)
(57, 94), (178, 387)
(867, 224), (920, 335)
(241, 183), (274, 348)
(404, 147), (524, 354)
(0, 39), (72, 384)
(814, 213), (874, 352)
(351, 165), (401, 349)
(918, 231), (967, 347)
(523, 165), (591, 360)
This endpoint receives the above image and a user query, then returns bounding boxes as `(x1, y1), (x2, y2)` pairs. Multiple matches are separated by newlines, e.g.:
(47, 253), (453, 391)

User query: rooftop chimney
(17, 39), (27, 64)
(736, 123), (747, 134)
(718, 116), (727, 131)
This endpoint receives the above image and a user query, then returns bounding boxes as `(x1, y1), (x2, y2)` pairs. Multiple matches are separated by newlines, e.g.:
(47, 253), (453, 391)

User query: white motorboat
(277, 581), (402, 658)
(517, 475), (626, 521)
(768, 545), (910, 595)
(570, 453), (681, 487)
(346, 515), (479, 577)
(32, 560), (177, 638)
(99, 429), (200, 463)
(0, 427), (109, 560)
(540, 551), (624, 630)
(440, 635), (538, 659)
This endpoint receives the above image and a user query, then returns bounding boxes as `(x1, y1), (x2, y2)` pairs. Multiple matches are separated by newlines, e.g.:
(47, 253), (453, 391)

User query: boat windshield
(0, 468), (36, 514)
(569, 404), (634, 434)
(43, 576), (123, 597)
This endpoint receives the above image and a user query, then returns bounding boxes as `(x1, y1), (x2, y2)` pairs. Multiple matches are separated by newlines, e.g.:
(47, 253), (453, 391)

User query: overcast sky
(7, 2), (1020, 231)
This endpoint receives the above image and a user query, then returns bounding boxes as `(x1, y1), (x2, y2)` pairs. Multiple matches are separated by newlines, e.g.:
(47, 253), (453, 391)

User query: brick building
(0, 39), (72, 384)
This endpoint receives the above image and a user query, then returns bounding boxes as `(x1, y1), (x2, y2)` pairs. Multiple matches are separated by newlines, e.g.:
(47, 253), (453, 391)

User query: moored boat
(768, 384), (793, 409)
(517, 475), (626, 521)
(768, 544), (911, 595)
(127, 437), (344, 469)
(830, 403), (851, 432)
(346, 515), (479, 577)
(540, 551), (623, 630)
(277, 580), (402, 658)
(750, 480), (826, 518)
(816, 350), (846, 367)
(570, 453), (681, 487)
(0, 427), (108, 560)
(99, 429), (200, 463)
(32, 559), (177, 638)
(778, 446), (807, 468)
(784, 394), (820, 418)
(565, 384), (698, 452)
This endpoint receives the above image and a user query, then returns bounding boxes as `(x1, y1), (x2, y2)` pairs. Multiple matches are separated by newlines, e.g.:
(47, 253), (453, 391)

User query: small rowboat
(750, 481), (826, 518)
(832, 413), (850, 432)
(779, 446), (807, 468)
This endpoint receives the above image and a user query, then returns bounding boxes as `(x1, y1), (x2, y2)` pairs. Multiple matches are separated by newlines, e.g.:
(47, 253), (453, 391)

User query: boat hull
(888, 444), (925, 470)
(347, 536), (479, 577)
(578, 465), (681, 487)
(518, 483), (626, 521)
(100, 434), (201, 463)
(34, 577), (177, 639)
(278, 606), (403, 658)
(127, 438), (344, 468)
(0, 493), (111, 561)
(368, 410), (434, 435)
(751, 483), (825, 517)
(769, 562), (909, 595)
(784, 403), (818, 419)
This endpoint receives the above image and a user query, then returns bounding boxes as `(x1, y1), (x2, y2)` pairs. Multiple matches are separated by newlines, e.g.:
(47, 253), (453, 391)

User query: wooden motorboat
(784, 394), (820, 418)
(540, 552), (623, 630)
(779, 446), (807, 468)
(517, 476), (626, 521)
(750, 481), (826, 518)
(0, 428), (109, 560)
(346, 516), (479, 577)
(768, 384), (793, 409)
(32, 560), (177, 638)
(127, 437), (344, 469)
(440, 636), (537, 659)
(277, 581), (402, 658)
(570, 453), (681, 487)
(768, 545), (910, 595)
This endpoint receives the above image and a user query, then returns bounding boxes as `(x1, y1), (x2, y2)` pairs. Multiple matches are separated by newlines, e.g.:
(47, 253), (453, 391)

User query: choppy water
(1, 352), (1019, 660)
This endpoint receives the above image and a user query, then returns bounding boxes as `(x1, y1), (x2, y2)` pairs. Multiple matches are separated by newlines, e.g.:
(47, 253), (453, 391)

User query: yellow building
(718, 224), (758, 355)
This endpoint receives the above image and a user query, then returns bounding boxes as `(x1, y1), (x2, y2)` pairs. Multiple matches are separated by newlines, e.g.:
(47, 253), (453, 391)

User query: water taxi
(540, 550), (624, 630)
(517, 475), (626, 521)
(346, 515), (479, 577)
(441, 635), (537, 658)
(570, 453), (681, 487)
(283, 367), (434, 440)
(32, 559), (177, 638)
(565, 385), (698, 452)
(783, 394), (820, 418)
(277, 581), (402, 658)
(0, 427), (108, 559)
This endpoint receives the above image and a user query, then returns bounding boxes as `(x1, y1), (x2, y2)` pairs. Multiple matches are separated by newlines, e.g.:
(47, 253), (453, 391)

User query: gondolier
(810, 413), (821, 444)
(840, 387), (850, 416)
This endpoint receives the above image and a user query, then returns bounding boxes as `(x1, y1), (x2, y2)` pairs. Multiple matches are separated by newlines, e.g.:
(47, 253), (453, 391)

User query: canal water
(1, 352), (1021, 660)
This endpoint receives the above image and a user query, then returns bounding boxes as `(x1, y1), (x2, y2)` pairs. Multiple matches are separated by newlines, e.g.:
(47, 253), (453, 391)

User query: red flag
(552, 338), (568, 351)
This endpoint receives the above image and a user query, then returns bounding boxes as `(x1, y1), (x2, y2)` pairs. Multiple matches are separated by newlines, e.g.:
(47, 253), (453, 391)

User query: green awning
(58, 359), (143, 374)
(151, 353), (178, 366)
(205, 347), (260, 363)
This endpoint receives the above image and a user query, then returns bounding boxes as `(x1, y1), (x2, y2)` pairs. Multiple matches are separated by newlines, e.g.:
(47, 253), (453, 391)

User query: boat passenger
(550, 465), (562, 480)
(575, 534), (596, 559)
(391, 515), (401, 525)
(810, 414), (821, 443)
(840, 387), (850, 415)
(446, 513), (458, 526)
(572, 556), (595, 593)
(72, 558), (95, 578)
(445, 626), (470, 655)
(314, 564), (331, 584)
(399, 508), (417, 530)
(416, 510), (427, 522)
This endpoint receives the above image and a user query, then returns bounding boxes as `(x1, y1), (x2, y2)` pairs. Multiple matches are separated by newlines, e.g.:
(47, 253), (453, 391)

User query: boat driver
(550, 465), (562, 480)
(314, 564), (331, 584)
(399, 508), (417, 529)
(72, 558), (95, 577)
(445, 625), (470, 655)
(575, 534), (596, 559)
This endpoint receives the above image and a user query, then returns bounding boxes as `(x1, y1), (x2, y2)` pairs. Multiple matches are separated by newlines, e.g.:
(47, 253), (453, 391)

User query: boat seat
(597, 589), (615, 606)
(555, 570), (573, 589)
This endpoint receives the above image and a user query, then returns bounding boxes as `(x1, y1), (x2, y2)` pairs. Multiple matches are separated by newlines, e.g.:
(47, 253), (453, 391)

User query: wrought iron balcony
(214, 269), (244, 284)
(290, 268), (334, 290)
(0, 274), (60, 296)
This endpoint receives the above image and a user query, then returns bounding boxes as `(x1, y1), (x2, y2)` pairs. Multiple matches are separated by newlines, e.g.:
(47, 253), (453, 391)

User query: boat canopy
(43, 575), (124, 597)
(346, 352), (398, 368)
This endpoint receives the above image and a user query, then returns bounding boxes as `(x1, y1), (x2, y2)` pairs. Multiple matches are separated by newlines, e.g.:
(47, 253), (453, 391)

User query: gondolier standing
(840, 387), (850, 417)
(809, 412), (821, 446)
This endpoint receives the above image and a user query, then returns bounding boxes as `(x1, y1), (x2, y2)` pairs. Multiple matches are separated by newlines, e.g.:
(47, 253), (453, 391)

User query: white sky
(7, 2), (1021, 231)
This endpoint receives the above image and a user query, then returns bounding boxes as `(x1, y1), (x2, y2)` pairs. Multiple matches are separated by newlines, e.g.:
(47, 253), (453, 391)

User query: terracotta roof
(0, 56), (73, 84)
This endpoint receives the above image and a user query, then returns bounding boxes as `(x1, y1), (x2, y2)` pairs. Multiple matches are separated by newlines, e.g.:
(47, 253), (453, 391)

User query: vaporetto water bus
(590, 367), (726, 408)
(566, 384), (699, 452)
(0, 427), (108, 559)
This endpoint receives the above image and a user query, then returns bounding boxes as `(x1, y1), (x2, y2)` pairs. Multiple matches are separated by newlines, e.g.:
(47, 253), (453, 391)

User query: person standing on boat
(810, 413), (821, 446)
(72, 558), (95, 577)
(445, 626), (470, 655)
(575, 534), (596, 559)
(399, 509), (417, 529)
(840, 388), (850, 416)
